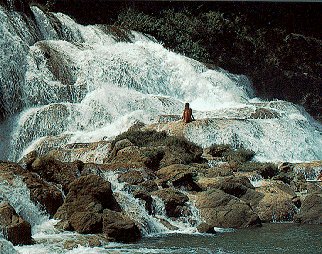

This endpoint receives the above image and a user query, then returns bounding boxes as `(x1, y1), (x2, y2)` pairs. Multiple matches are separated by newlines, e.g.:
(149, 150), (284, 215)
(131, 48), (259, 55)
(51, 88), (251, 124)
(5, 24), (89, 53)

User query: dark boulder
(294, 194), (322, 224)
(133, 191), (153, 214)
(152, 188), (189, 218)
(195, 189), (261, 228)
(30, 155), (82, 193)
(69, 212), (103, 234)
(156, 164), (201, 191)
(102, 209), (141, 243)
(54, 175), (120, 230)
(0, 202), (32, 245)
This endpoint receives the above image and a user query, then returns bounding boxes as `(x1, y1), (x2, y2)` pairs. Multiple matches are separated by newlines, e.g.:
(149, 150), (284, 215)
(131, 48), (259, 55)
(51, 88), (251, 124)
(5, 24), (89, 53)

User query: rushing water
(0, 2), (321, 254)
(0, 3), (321, 162)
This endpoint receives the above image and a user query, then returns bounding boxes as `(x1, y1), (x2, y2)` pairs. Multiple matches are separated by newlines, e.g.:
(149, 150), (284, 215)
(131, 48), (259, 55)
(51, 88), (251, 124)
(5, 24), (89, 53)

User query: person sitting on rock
(182, 102), (195, 123)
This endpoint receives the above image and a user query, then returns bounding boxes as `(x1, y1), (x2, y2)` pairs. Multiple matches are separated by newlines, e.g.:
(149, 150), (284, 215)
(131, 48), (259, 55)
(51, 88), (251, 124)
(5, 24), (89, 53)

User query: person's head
(185, 103), (190, 109)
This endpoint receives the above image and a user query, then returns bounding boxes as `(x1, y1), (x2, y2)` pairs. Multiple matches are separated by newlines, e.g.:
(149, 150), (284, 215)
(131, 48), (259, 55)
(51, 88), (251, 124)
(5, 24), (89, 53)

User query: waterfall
(0, 176), (48, 228)
(103, 171), (202, 236)
(0, 4), (321, 163)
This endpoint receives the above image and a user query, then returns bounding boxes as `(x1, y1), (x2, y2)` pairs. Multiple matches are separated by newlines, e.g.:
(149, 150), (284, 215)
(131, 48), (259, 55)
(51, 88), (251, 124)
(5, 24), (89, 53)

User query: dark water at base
(106, 224), (322, 254)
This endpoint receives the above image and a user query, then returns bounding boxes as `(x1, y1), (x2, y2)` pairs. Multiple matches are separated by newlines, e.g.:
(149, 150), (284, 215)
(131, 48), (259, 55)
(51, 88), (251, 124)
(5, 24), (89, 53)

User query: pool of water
(104, 224), (322, 254)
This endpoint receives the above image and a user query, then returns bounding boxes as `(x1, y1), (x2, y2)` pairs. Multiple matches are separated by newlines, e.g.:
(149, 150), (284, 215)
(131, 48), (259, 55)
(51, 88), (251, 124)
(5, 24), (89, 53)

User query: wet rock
(18, 151), (38, 170)
(102, 209), (141, 243)
(195, 189), (261, 228)
(63, 235), (107, 250)
(201, 164), (234, 178)
(249, 108), (279, 119)
(156, 164), (201, 191)
(118, 170), (145, 185)
(255, 181), (297, 222)
(278, 162), (293, 173)
(0, 161), (63, 216)
(22, 173), (63, 217)
(30, 155), (82, 193)
(69, 212), (102, 234)
(294, 194), (322, 224)
(107, 146), (164, 171)
(152, 188), (189, 218)
(209, 176), (255, 198)
(197, 223), (216, 234)
(292, 196), (301, 209)
(257, 164), (279, 179)
(118, 168), (156, 186)
(106, 139), (134, 162)
(0, 202), (32, 245)
(137, 180), (159, 192)
(133, 191), (153, 214)
(54, 175), (121, 230)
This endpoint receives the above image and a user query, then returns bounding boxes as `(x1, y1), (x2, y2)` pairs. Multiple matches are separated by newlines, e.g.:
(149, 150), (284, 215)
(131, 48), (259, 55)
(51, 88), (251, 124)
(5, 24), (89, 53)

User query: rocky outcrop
(102, 209), (141, 243)
(118, 168), (155, 185)
(30, 155), (83, 193)
(0, 202), (32, 245)
(156, 164), (201, 191)
(255, 181), (297, 222)
(206, 176), (254, 198)
(69, 212), (103, 234)
(0, 161), (63, 216)
(197, 222), (216, 234)
(294, 194), (322, 224)
(195, 189), (261, 228)
(54, 174), (121, 231)
(152, 188), (189, 218)
(106, 145), (164, 171)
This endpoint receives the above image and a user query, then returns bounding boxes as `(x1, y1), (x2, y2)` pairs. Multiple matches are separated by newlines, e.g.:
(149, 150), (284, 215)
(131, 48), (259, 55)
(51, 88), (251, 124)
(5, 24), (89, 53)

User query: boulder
(0, 202), (32, 245)
(294, 194), (322, 224)
(0, 162), (63, 216)
(133, 191), (153, 214)
(118, 168), (155, 185)
(18, 151), (38, 170)
(30, 155), (83, 193)
(137, 180), (159, 193)
(107, 146), (164, 171)
(195, 189), (261, 228)
(102, 209), (141, 243)
(22, 173), (64, 216)
(106, 139), (134, 162)
(255, 181), (297, 222)
(197, 223), (216, 234)
(208, 176), (255, 198)
(54, 175), (120, 230)
(69, 212), (102, 234)
(152, 189), (189, 218)
(118, 170), (145, 185)
(156, 164), (201, 191)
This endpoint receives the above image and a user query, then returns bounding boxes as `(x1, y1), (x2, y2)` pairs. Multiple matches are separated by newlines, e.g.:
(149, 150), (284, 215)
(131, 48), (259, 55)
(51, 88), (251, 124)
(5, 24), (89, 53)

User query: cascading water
(103, 171), (202, 236)
(0, 3), (321, 253)
(1, 4), (320, 163)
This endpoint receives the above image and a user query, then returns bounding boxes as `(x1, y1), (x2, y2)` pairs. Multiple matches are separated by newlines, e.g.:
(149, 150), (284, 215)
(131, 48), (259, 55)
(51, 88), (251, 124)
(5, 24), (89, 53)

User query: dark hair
(185, 103), (190, 109)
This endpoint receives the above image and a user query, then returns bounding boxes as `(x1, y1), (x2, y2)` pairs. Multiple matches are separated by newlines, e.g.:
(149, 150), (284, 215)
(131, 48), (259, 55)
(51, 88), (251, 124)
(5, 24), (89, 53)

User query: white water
(103, 171), (202, 236)
(0, 5), (321, 162)
(0, 4), (320, 254)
